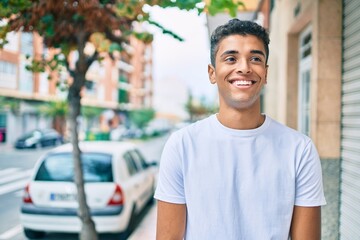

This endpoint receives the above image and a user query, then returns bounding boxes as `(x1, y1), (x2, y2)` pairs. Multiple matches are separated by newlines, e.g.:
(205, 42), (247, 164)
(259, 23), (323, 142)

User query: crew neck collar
(211, 113), (271, 137)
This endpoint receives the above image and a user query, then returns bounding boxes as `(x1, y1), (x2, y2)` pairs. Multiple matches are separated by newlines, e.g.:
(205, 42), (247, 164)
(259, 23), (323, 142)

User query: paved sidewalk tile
(128, 204), (157, 240)
(0, 143), (13, 153)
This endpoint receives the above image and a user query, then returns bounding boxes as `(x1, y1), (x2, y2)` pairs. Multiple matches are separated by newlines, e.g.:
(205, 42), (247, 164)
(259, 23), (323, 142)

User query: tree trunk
(68, 86), (98, 240)
(53, 115), (66, 137)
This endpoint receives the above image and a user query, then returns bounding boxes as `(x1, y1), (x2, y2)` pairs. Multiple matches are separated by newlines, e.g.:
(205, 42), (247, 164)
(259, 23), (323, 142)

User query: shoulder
(264, 116), (315, 157)
(170, 115), (214, 139)
(161, 115), (214, 155)
(266, 116), (312, 144)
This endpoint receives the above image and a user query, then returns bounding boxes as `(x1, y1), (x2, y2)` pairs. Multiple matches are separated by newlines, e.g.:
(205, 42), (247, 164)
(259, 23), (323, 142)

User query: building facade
(0, 28), (153, 145)
(339, 0), (360, 238)
(261, 0), (359, 239)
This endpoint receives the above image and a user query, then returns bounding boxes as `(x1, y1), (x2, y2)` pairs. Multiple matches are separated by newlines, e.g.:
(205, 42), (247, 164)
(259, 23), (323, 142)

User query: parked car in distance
(14, 128), (63, 149)
(20, 141), (158, 239)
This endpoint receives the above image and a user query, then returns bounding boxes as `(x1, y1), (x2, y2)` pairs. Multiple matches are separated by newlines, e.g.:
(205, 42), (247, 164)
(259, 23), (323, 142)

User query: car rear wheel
(110, 232), (128, 240)
(108, 206), (136, 240)
(124, 206), (137, 237)
(54, 139), (62, 146)
(24, 228), (45, 239)
(146, 181), (156, 206)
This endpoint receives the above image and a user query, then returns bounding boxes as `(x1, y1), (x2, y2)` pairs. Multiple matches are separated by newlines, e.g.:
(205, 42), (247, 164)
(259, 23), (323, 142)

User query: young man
(154, 19), (326, 240)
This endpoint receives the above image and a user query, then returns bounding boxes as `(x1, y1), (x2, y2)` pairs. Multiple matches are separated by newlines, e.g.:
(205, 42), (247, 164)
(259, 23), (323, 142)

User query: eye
(224, 56), (236, 63)
(250, 56), (263, 62)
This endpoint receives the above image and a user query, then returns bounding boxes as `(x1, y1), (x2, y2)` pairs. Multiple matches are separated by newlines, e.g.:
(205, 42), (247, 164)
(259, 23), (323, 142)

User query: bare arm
(156, 200), (186, 240)
(290, 206), (321, 240)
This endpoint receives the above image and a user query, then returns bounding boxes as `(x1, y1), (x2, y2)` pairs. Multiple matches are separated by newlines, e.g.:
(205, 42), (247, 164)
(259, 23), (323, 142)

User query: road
(0, 135), (168, 240)
(0, 148), (47, 240)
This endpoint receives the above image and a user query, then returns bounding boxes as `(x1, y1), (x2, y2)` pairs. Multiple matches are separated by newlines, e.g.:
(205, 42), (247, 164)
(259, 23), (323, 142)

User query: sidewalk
(0, 143), (13, 152)
(128, 204), (157, 240)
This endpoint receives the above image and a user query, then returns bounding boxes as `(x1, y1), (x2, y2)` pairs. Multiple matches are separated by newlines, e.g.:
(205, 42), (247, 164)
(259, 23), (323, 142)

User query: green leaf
(0, 0), (32, 18)
(109, 43), (123, 53)
(133, 32), (154, 43)
(0, 25), (10, 39)
(147, 19), (184, 42)
(0, 39), (8, 49)
(129, 108), (155, 129)
(205, 0), (244, 17)
(41, 14), (54, 24)
(81, 106), (103, 118)
(39, 101), (68, 117)
(45, 26), (55, 37)
(72, 13), (84, 22)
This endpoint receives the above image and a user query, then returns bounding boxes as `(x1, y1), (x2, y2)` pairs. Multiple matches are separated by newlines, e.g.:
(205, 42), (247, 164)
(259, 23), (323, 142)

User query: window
(270, 0), (275, 12)
(298, 25), (312, 136)
(123, 152), (139, 175)
(98, 85), (105, 100)
(38, 73), (49, 94)
(20, 33), (33, 56)
(131, 149), (148, 169)
(3, 31), (19, 52)
(300, 32), (312, 59)
(35, 153), (113, 182)
(0, 61), (17, 89)
(0, 114), (6, 143)
(118, 75), (129, 103)
(0, 114), (6, 128)
(85, 80), (96, 96)
(19, 60), (33, 93)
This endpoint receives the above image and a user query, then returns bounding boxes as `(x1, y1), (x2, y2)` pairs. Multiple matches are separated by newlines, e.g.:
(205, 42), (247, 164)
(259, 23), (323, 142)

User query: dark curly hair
(210, 19), (270, 66)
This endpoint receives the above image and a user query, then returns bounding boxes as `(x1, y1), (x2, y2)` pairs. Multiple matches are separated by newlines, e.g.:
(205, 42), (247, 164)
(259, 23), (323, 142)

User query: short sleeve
(154, 132), (186, 204)
(295, 140), (327, 206)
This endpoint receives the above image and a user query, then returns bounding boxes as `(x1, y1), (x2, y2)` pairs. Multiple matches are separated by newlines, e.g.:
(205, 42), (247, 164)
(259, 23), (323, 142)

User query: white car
(20, 141), (158, 239)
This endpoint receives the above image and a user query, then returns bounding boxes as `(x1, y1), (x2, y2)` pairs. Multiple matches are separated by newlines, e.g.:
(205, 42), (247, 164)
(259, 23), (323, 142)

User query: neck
(217, 106), (264, 130)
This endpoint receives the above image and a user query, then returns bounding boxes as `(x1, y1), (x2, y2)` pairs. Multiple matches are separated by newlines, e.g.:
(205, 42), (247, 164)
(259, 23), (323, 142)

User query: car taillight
(23, 184), (33, 204)
(107, 184), (124, 206)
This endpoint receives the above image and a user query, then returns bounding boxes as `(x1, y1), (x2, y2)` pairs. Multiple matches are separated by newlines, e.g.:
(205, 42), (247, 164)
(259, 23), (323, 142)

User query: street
(0, 148), (46, 240)
(0, 135), (167, 240)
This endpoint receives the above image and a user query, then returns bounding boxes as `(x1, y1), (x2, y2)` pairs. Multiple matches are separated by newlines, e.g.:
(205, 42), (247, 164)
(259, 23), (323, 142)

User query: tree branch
(104, 29), (128, 45)
(86, 51), (99, 71)
(64, 58), (76, 78)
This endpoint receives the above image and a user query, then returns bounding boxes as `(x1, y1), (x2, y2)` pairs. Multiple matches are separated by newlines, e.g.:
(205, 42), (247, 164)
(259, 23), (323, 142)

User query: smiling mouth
(229, 80), (257, 87)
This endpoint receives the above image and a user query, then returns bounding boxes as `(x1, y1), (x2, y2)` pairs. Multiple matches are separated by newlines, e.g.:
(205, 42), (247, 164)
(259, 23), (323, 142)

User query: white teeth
(233, 80), (252, 86)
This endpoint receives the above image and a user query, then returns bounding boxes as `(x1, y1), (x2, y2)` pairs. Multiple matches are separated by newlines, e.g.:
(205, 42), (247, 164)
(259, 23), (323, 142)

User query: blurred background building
(0, 23), (153, 145)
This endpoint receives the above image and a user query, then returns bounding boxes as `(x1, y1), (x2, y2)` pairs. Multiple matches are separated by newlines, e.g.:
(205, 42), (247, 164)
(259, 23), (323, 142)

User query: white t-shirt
(154, 114), (326, 240)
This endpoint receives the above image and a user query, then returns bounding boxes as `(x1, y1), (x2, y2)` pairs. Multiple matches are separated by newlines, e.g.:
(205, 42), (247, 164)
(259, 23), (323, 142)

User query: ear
(208, 64), (216, 84)
(264, 65), (269, 84)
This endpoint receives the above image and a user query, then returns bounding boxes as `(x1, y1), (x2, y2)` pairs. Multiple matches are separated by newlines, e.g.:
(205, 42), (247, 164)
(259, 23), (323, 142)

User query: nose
(236, 59), (252, 74)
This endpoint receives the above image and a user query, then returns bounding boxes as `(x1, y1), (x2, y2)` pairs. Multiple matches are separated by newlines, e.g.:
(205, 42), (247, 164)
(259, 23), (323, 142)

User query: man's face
(208, 34), (268, 111)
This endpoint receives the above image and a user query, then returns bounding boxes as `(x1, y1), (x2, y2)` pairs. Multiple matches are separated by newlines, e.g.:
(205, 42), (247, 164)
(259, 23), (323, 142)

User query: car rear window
(35, 152), (113, 182)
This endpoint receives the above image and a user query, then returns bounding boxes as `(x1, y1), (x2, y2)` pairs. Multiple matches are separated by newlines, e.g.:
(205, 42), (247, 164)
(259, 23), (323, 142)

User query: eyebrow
(220, 49), (266, 58)
(220, 50), (238, 57)
(250, 50), (266, 57)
